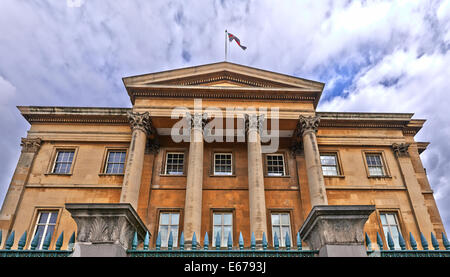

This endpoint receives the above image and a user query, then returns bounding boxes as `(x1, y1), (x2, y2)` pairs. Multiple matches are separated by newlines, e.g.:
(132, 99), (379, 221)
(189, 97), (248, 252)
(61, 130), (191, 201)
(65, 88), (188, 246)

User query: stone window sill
(159, 174), (187, 177)
(368, 175), (392, 179)
(44, 173), (72, 176)
(98, 173), (124, 176)
(264, 175), (291, 178)
(324, 175), (345, 178)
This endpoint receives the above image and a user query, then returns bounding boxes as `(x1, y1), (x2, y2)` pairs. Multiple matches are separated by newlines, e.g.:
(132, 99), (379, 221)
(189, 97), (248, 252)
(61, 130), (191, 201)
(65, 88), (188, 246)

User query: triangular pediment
(123, 62), (324, 90)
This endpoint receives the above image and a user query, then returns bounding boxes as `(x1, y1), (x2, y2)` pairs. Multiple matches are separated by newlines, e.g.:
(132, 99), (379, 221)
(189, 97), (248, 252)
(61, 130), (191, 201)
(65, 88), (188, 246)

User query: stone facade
(0, 62), (446, 253)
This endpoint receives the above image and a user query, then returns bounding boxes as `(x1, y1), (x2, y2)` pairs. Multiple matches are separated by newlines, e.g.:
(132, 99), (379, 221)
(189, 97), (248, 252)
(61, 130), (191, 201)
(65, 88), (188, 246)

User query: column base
(71, 242), (127, 257)
(299, 205), (375, 257)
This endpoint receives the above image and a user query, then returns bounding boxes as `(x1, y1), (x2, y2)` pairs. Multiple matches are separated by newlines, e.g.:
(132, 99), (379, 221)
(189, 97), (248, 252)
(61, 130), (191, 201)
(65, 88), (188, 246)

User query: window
(31, 211), (58, 250)
(320, 154), (340, 176)
(366, 153), (385, 176)
(266, 154), (285, 176)
(104, 151), (126, 174)
(165, 152), (185, 175)
(380, 213), (402, 250)
(213, 213), (233, 247)
(271, 213), (292, 247)
(158, 212), (180, 247)
(52, 150), (75, 174)
(214, 153), (232, 175)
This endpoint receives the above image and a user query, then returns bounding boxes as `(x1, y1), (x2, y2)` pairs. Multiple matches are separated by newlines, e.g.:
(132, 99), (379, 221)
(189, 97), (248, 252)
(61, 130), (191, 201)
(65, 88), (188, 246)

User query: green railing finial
(42, 231), (52, 250)
(431, 232), (439, 250)
(285, 232), (291, 250)
(227, 232), (232, 250)
(420, 232), (429, 250)
(180, 232), (185, 250)
(5, 231), (15, 250)
(442, 232), (450, 250)
(30, 232), (39, 250)
(156, 232), (161, 250)
(68, 232), (76, 251)
(365, 233), (372, 251)
(387, 232), (395, 250)
(409, 232), (417, 250)
(143, 231), (150, 250)
(0, 230), (3, 247)
(251, 233), (256, 250)
(398, 232), (406, 250)
(239, 232), (244, 250)
(203, 232), (208, 250)
(262, 232), (267, 250)
(55, 232), (64, 251)
(18, 231), (27, 250)
(215, 232), (221, 250)
(274, 232), (279, 250)
(192, 232), (197, 250)
(132, 232), (138, 250)
(168, 231), (174, 250)
(376, 232), (383, 250)
(297, 232), (302, 250)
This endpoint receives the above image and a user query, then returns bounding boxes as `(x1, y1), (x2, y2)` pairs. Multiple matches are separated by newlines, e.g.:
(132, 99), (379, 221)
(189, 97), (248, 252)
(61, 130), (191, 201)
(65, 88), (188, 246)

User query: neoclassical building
(0, 62), (446, 254)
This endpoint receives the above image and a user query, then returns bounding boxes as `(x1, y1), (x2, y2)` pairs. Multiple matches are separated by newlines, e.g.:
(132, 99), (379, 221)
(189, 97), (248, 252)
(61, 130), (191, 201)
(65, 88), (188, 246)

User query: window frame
(47, 147), (79, 175)
(264, 152), (289, 177)
(210, 209), (235, 248)
(29, 208), (61, 250)
(320, 152), (344, 177)
(362, 151), (391, 178)
(377, 210), (405, 250)
(269, 211), (293, 248)
(101, 148), (128, 175)
(156, 211), (181, 248)
(163, 151), (186, 176)
(213, 152), (233, 176)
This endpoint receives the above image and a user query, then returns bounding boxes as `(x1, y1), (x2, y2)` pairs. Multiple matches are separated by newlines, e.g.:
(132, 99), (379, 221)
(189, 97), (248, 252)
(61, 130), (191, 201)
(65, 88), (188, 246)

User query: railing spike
(5, 231), (15, 250)
(131, 232), (138, 250)
(55, 231), (64, 251)
(398, 232), (406, 250)
(376, 232), (383, 250)
(42, 230), (52, 250)
(18, 231), (27, 250)
(192, 232), (197, 250)
(30, 232), (40, 250)
(274, 232), (279, 250)
(227, 232), (232, 250)
(239, 232), (244, 250)
(409, 232), (417, 250)
(420, 232), (429, 250)
(262, 232), (267, 250)
(180, 232), (185, 250)
(297, 232), (302, 250)
(0, 230), (2, 247)
(203, 232), (208, 250)
(251, 232), (256, 250)
(68, 232), (76, 251)
(215, 232), (221, 250)
(143, 231), (150, 250)
(431, 232), (439, 250)
(387, 232), (395, 250)
(156, 231), (161, 250)
(285, 232), (291, 250)
(442, 232), (450, 250)
(365, 233), (372, 251)
(168, 231), (174, 250)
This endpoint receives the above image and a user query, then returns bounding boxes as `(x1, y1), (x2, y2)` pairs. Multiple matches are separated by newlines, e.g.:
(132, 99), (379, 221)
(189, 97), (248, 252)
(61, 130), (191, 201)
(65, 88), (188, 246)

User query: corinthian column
(183, 113), (207, 248)
(120, 111), (153, 210)
(245, 114), (268, 247)
(298, 115), (328, 207)
(0, 138), (42, 231)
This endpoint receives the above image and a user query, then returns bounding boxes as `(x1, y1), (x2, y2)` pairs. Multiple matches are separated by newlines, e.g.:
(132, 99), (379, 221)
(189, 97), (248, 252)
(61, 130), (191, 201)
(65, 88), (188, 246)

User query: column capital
(298, 115), (320, 136)
(245, 114), (265, 134)
(186, 112), (208, 130)
(20, 137), (42, 153)
(127, 111), (153, 135)
(392, 143), (410, 157)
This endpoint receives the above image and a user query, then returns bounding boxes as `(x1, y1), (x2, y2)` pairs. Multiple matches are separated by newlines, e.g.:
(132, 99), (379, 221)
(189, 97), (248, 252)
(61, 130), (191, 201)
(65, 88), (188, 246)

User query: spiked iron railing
(365, 231), (450, 257)
(0, 229), (75, 257)
(128, 231), (318, 257)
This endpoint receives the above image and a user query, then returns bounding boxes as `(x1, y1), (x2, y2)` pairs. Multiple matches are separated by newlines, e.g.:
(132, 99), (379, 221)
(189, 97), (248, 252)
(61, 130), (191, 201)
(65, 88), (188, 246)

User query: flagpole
(225, 29), (228, 61)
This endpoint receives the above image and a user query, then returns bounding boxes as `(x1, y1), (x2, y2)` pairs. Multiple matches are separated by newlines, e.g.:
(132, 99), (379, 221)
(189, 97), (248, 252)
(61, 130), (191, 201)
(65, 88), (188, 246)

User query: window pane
(386, 214), (396, 225)
(380, 214), (387, 225)
(281, 214), (289, 225)
(171, 213), (179, 225)
(223, 214), (232, 225)
(213, 214), (222, 225)
(39, 212), (49, 224)
(271, 214), (280, 225)
(49, 212), (58, 224)
(160, 213), (169, 225)
(159, 225), (168, 247)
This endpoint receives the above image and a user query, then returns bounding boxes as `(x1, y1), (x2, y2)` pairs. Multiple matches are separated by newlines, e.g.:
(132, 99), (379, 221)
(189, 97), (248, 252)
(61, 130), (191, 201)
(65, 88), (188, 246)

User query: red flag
(228, 33), (247, 50)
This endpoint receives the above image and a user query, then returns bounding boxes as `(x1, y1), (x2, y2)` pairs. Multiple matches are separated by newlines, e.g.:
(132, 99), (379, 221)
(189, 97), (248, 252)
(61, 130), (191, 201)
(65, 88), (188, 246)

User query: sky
(0, 0), (449, 233)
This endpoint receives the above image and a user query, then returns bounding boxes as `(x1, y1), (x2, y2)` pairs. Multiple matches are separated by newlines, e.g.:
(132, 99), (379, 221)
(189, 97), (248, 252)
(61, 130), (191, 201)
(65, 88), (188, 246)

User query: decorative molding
(20, 137), (42, 153)
(392, 143), (410, 157)
(298, 115), (320, 136)
(127, 111), (153, 135)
